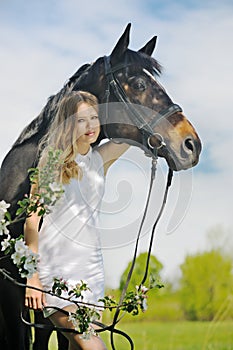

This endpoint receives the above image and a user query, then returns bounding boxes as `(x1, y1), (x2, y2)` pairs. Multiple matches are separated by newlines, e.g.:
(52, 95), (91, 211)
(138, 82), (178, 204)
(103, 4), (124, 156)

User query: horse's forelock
(125, 49), (162, 76)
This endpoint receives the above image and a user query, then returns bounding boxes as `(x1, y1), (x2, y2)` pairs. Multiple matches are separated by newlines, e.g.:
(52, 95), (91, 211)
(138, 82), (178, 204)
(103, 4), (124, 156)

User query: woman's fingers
(25, 295), (29, 308)
(42, 292), (47, 308)
(25, 289), (44, 310)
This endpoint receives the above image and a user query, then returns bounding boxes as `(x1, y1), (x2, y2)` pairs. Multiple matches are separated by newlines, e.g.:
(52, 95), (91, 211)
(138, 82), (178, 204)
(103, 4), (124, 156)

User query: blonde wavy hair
(38, 91), (99, 184)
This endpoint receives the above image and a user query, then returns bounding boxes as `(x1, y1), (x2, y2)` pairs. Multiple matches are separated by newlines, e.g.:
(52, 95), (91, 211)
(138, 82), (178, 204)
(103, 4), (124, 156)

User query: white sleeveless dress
(38, 148), (105, 317)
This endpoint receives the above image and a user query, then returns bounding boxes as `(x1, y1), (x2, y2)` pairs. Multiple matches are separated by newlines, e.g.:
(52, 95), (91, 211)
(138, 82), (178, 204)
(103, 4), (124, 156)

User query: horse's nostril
(184, 138), (194, 152)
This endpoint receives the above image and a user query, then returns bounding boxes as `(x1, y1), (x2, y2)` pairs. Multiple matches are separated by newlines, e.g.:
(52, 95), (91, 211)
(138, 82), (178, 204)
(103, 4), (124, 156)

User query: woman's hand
(25, 274), (46, 310)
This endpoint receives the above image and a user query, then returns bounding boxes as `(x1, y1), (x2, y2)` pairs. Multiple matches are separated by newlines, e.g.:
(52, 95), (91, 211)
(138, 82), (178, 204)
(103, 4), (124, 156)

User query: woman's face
(76, 102), (100, 148)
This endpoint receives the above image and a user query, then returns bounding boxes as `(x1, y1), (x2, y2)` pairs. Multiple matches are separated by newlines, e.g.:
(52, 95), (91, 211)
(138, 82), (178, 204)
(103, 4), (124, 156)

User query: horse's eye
(129, 78), (146, 92)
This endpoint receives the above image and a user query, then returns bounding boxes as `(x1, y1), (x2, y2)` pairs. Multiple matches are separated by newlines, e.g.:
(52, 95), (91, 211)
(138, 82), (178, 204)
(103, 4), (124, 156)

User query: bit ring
(147, 133), (166, 149)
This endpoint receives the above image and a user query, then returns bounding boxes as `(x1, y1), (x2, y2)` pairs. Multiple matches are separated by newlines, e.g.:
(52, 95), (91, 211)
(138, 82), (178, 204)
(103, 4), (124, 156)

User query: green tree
(179, 250), (233, 321)
(119, 252), (163, 291)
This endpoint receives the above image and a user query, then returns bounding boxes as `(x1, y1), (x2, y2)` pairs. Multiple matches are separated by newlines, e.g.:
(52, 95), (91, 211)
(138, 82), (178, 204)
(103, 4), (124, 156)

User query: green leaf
(5, 211), (12, 222)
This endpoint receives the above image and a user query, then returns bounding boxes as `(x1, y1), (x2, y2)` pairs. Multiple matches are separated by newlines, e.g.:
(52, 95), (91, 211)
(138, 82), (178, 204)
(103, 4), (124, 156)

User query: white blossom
(14, 239), (27, 254)
(80, 327), (96, 340)
(0, 200), (10, 213)
(2, 235), (39, 278)
(141, 286), (149, 293)
(24, 256), (38, 278)
(90, 310), (99, 322)
(1, 236), (11, 251)
(0, 220), (10, 236)
(142, 298), (148, 312)
(0, 201), (10, 222)
(11, 251), (22, 265)
(19, 270), (28, 278)
(68, 313), (80, 331)
(39, 197), (45, 204)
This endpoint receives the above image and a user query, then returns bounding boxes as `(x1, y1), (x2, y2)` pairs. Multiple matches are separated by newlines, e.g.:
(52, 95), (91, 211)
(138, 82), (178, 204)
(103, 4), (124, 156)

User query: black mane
(68, 63), (91, 85)
(12, 64), (92, 148)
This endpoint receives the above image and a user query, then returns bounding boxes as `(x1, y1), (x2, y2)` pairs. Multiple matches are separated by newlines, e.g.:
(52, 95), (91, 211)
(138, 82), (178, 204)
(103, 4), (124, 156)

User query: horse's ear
(110, 23), (131, 65)
(138, 36), (157, 56)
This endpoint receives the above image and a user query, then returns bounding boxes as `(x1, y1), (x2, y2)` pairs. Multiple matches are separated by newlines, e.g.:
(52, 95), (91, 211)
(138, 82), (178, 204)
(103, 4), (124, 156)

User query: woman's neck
(77, 144), (90, 156)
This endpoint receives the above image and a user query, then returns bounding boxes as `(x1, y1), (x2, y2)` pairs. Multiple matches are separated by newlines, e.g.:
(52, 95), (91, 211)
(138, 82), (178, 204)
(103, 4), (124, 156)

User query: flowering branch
(0, 266), (162, 340)
(1, 235), (39, 278)
(0, 149), (64, 278)
(16, 148), (64, 217)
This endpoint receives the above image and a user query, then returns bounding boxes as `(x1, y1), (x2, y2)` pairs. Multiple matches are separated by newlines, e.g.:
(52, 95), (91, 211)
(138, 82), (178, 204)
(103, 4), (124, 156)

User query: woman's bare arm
(24, 184), (46, 310)
(97, 141), (130, 175)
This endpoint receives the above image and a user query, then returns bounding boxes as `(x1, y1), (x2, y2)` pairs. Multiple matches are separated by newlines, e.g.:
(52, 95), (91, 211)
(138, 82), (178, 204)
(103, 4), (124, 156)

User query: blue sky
(0, 0), (232, 287)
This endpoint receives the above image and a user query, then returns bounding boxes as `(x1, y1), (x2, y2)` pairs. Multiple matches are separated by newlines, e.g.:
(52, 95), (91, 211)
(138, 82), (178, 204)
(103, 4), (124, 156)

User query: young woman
(24, 91), (130, 350)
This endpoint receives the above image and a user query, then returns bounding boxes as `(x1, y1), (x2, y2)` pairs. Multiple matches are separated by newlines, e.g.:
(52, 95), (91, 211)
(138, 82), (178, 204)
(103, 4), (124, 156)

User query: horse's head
(91, 24), (201, 171)
(71, 24), (201, 170)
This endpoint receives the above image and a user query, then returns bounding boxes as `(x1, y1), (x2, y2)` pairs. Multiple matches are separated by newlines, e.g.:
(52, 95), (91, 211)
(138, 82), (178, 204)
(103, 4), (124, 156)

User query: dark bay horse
(0, 23), (201, 349)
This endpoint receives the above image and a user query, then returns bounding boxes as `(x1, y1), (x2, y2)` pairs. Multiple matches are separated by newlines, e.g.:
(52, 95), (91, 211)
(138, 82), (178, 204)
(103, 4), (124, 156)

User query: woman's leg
(49, 305), (107, 350)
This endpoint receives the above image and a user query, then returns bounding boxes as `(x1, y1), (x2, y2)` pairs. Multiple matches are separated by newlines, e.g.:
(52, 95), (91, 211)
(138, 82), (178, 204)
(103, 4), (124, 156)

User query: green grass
(48, 321), (233, 350)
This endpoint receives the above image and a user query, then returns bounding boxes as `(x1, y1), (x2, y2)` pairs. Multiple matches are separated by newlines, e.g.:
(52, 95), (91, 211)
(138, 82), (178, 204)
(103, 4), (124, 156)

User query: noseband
(103, 55), (182, 157)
